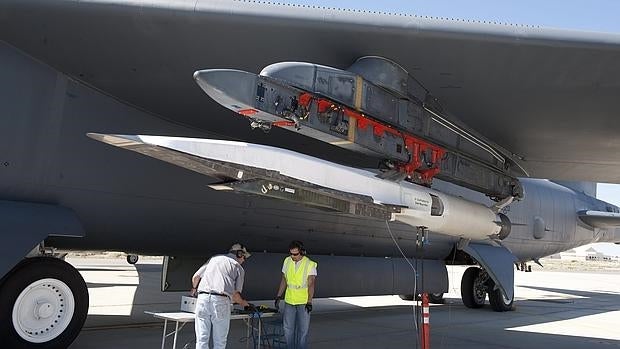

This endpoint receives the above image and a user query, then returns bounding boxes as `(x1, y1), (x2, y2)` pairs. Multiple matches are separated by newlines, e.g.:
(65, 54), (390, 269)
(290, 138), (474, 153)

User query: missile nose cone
(193, 69), (206, 83)
(193, 69), (221, 93)
(193, 69), (259, 109)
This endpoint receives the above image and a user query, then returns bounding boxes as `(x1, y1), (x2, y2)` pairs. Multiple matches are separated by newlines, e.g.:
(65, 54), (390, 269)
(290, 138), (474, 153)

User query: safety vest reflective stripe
(286, 284), (305, 289)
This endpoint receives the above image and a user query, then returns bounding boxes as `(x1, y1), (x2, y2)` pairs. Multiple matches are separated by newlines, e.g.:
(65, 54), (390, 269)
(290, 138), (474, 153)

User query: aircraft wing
(2, 1), (620, 182)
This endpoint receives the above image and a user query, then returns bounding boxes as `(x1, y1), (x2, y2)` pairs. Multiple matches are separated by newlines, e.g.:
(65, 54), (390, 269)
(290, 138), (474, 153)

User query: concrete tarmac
(69, 257), (620, 349)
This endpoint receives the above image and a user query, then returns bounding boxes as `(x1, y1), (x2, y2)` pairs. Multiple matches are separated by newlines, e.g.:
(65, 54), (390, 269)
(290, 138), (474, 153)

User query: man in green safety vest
(274, 240), (317, 349)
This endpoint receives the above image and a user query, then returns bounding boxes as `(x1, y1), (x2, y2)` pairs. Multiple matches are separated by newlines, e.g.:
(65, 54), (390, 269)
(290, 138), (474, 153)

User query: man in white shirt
(191, 243), (252, 349)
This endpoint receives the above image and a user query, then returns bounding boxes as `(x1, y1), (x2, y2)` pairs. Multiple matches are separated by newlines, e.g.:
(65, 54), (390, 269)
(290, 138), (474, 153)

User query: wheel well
(0, 256), (49, 285)
(444, 246), (477, 265)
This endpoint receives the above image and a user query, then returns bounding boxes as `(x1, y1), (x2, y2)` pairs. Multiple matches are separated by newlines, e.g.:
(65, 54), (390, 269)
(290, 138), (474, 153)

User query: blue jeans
(283, 303), (311, 349)
(195, 294), (231, 349)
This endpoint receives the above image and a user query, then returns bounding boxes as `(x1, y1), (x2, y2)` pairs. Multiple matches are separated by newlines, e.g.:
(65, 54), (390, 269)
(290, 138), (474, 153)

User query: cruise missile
(88, 133), (511, 242)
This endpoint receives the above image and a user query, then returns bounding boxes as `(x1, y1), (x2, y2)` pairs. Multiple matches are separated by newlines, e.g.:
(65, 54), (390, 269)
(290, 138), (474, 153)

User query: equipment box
(180, 296), (196, 313)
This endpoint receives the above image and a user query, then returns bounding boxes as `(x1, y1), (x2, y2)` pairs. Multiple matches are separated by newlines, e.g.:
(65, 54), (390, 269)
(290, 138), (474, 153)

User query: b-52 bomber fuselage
(1, 1), (620, 348)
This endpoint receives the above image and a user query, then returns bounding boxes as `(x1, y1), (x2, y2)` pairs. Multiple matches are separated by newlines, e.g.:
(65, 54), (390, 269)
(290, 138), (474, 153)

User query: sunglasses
(290, 252), (300, 256)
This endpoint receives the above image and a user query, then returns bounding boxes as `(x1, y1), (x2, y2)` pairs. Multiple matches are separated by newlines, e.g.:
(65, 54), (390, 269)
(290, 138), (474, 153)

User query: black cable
(249, 308), (272, 349)
(385, 220), (420, 349)
(415, 228), (424, 349)
(439, 244), (458, 349)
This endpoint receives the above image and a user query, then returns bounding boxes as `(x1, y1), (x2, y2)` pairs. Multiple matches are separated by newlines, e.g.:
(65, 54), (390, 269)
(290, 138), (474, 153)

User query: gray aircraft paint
(3, 1), (620, 181)
(2, 2), (620, 346)
(1, 40), (617, 270)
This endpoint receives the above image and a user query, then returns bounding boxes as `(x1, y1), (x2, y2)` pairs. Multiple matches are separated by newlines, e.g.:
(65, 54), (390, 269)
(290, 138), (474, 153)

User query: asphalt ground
(68, 257), (620, 349)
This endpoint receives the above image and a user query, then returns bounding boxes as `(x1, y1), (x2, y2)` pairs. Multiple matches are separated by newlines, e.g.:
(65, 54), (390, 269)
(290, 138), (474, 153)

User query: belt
(198, 291), (229, 298)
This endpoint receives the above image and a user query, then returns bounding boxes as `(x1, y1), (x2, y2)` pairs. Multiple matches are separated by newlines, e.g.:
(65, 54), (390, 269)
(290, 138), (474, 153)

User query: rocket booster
(89, 133), (510, 242)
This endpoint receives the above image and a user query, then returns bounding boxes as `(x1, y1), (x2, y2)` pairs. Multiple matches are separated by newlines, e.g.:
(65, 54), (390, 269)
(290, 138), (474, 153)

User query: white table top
(145, 310), (278, 322)
(145, 311), (196, 322)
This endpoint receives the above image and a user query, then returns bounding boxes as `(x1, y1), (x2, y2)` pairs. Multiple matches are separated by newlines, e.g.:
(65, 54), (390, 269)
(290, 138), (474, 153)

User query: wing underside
(2, 1), (620, 182)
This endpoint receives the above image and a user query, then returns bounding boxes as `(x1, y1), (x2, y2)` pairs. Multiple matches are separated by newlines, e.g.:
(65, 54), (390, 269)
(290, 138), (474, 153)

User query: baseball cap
(230, 243), (251, 258)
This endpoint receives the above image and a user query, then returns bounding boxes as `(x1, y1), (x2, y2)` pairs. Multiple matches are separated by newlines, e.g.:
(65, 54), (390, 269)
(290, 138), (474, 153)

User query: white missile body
(90, 134), (509, 241)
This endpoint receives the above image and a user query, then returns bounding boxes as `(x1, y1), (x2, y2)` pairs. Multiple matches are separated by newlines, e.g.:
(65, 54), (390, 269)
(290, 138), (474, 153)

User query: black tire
(126, 254), (139, 264)
(428, 293), (445, 304)
(399, 294), (414, 301)
(488, 280), (514, 312)
(461, 267), (486, 308)
(0, 257), (89, 349)
(400, 293), (444, 303)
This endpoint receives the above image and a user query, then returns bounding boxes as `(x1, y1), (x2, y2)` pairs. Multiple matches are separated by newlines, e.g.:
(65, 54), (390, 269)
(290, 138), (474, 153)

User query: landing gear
(461, 266), (514, 312)
(0, 257), (88, 348)
(460, 267), (487, 308)
(488, 279), (514, 312)
(126, 254), (139, 264)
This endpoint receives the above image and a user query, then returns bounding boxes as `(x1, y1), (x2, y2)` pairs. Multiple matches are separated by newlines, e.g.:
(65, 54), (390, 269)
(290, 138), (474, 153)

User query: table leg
(161, 319), (168, 349)
(258, 320), (261, 349)
(173, 321), (179, 349)
(245, 319), (250, 349)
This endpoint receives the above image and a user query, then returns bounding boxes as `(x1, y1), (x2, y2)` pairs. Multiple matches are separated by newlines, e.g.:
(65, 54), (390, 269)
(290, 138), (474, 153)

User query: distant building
(555, 246), (617, 262)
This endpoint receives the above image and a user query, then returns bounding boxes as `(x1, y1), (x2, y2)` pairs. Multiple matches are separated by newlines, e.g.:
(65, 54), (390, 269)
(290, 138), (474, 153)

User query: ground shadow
(70, 259), (620, 349)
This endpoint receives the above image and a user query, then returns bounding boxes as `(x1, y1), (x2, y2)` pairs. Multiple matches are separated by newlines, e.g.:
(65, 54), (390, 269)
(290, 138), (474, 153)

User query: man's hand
(305, 303), (312, 313)
(190, 287), (197, 297)
(274, 295), (281, 311)
(244, 303), (257, 312)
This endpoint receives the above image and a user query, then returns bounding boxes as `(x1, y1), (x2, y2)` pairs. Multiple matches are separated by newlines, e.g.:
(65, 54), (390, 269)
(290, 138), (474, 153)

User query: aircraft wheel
(126, 254), (139, 264)
(461, 267), (486, 308)
(488, 281), (514, 312)
(0, 257), (88, 349)
(428, 292), (445, 304)
(399, 293), (444, 303)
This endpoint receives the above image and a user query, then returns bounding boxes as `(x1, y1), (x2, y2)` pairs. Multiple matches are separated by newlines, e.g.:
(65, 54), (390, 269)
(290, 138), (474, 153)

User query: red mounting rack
(296, 93), (446, 184)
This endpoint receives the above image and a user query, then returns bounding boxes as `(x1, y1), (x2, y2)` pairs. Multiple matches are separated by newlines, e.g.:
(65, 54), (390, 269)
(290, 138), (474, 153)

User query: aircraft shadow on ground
(306, 280), (620, 348)
(85, 282), (139, 288)
(313, 294), (620, 348)
(74, 262), (620, 348)
(79, 262), (185, 328)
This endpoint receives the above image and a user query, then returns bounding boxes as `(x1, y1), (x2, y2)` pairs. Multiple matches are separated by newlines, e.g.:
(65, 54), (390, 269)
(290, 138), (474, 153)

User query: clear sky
(286, 0), (620, 33)
(595, 184), (620, 256)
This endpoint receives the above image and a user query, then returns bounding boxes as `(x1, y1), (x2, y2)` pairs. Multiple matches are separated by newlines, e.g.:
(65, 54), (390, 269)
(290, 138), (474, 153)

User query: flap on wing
(578, 210), (620, 229)
(462, 243), (517, 300)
